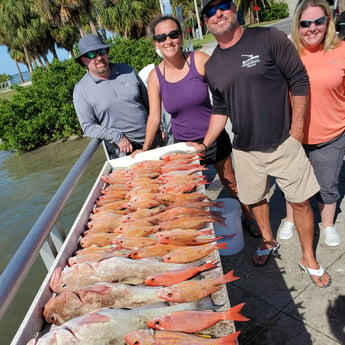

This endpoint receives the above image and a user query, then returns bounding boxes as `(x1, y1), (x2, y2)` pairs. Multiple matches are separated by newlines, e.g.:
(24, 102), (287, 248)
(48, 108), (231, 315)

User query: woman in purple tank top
(134, 15), (261, 237)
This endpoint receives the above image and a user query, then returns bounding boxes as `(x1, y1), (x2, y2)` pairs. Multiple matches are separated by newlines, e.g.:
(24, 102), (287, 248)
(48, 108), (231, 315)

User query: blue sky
(0, 45), (71, 76)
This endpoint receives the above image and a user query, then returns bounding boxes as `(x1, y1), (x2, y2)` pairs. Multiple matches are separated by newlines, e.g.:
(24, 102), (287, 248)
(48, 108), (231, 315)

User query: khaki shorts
(232, 136), (320, 205)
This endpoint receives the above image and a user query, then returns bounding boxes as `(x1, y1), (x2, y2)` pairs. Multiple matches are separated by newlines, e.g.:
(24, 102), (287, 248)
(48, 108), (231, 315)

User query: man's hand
(117, 135), (133, 153)
(289, 126), (304, 142)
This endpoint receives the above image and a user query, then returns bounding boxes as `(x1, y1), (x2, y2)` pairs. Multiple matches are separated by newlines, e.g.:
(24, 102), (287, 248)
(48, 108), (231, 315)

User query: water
(9, 71), (31, 85)
(0, 137), (106, 344)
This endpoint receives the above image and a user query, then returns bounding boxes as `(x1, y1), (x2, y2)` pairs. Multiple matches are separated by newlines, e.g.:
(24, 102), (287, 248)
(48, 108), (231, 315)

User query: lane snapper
(154, 215), (225, 231)
(68, 248), (127, 266)
(146, 303), (250, 332)
(159, 180), (208, 194)
(115, 236), (158, 249)
(156, 270), (240, 303)
(120, 206), (165, 223)
(144, 260), (218, 287)
(154, 191), (212, 205)
(75, 245), (119, 256)
(79, 232), (120, 248)
(155, 229), (222, 246)
(159, 152), (203, 162)
(164, 199), (224, 210)
(163, 243), (228, 263)
(125, 329), (241, 345)
(159, 163), (206, 174)
(128, 244), (182, 259)
(148, 207), (223, 225)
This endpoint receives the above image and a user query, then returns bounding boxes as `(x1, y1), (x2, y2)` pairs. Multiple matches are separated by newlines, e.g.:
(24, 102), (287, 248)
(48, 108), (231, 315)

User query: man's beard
(209, 16), (238, 36)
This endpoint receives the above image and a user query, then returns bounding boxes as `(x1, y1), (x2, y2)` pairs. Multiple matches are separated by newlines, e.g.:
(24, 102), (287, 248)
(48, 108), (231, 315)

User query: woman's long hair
(290, 0), (339, 54)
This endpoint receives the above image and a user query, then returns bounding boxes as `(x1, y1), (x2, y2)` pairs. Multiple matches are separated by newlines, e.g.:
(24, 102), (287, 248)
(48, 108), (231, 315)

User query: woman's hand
(185, 141), (207, 154)
(130, 149), (144, 158)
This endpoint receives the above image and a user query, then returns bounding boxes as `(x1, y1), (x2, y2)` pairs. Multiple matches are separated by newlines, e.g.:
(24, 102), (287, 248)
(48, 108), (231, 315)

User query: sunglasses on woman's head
(83, 48), (108, 59)
(153, 29), (180, 43)
(299, 16), (327, 28)
(204, 1), (232, 19)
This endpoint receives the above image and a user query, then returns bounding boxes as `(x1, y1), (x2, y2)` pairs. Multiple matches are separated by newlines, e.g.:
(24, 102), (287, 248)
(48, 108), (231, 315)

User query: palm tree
(33, 0), (98, 37)
(96, 0), (160, 39)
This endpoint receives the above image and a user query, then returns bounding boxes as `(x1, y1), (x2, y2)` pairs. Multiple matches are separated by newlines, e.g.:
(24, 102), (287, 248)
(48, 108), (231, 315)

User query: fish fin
(216, 242), (228, 250)
(49, 267), (62, 292)
(224, 303), (250, 322)
(82, 284), (113, 295)
(217, 331), (241, 345)
(77, 311), (111, 324)
(222, 270), (240, 283)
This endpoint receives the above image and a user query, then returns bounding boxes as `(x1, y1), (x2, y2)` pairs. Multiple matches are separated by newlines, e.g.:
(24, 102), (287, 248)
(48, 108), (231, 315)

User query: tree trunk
(88, 15), (98, 35)
(15, 62), (24, 83)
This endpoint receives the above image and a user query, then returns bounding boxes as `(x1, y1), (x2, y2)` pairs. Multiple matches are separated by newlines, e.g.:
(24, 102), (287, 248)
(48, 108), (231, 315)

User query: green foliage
(258, 0), (289, 22)
(108, 37), (161, 72)
(0, 36), (162, 153)
(0, 74), (10, 83)
(0, 59), (84, 152)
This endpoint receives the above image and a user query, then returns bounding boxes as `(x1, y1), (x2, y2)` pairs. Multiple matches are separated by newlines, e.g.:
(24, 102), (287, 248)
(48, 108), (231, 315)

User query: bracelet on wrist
(200, 143), (207, 152)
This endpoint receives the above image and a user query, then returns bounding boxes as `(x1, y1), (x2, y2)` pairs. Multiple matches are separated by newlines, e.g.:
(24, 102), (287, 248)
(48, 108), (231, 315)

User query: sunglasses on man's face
(299, 16), (328, 28)
(204, 1), (232, 19)
(153, 29), (180, 43)
(83, 48), (108, 59)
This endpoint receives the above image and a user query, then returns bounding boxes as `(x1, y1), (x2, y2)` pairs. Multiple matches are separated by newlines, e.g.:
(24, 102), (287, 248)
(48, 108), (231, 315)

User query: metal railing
(0, 138), (102, 319)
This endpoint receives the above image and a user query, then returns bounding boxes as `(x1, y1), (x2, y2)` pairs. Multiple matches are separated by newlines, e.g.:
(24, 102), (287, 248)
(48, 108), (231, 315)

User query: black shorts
(174, 129), (232, 166)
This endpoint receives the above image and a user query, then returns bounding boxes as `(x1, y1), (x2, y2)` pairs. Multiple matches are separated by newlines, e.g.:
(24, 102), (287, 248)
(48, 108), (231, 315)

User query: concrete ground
(205, 163), (345, 345)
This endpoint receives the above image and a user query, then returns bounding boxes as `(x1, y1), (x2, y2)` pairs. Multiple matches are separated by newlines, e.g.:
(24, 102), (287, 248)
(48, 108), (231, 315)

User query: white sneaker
(279, 221), (296, 240)
(323, 226), (340, 246)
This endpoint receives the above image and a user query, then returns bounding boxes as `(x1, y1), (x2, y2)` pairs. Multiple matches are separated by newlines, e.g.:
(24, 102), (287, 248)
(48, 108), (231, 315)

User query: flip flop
(242, 218), (262, 238)
(253, 242), (280, 266)
(298, 262), (332, 288)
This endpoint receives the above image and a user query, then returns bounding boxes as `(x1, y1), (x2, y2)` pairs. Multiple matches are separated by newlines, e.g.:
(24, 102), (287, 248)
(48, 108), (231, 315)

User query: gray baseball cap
(75, 34), (111, 65)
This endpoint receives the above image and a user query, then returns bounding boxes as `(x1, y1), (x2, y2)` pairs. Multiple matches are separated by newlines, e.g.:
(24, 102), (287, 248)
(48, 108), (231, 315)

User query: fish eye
(50, 315), (56, 321)
(155, 320), (161, 325)
(167, 292), (173, 297)
(62, 283), (67, 288)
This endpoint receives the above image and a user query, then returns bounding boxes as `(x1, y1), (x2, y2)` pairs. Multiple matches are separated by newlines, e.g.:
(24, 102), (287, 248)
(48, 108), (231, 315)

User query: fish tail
(101, 176), (112, 184)
(199, 260), (218, 272)
(222, 269), (240, 283)
(216, 242), (228, 250)
(213, 236), (224, 242)
(216, 331), (241, 345)
(223, 303), (250, 322)
(213, 215), (226, 226)
(197, 229), (213, 237)
(212, 201), (225, 209)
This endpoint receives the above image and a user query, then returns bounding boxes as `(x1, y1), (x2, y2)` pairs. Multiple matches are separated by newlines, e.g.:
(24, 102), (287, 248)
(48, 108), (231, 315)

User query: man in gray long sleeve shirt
(73, 34), (149, 158)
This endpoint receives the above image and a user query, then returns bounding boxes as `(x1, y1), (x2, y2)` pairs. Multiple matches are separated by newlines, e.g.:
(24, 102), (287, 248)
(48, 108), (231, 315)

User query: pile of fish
(27, 151), (249, 345)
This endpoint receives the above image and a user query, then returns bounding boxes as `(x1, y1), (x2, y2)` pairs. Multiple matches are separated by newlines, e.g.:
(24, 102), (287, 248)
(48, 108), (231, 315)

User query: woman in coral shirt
(280, 0), (345, 246)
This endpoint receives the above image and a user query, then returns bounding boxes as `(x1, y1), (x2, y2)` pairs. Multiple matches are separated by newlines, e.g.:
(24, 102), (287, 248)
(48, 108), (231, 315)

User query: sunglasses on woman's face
(204, 1), (232, 19)
(299, 16), (328, 28)
(83, 48), (108, 59)
(153, 29), (180, 43)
